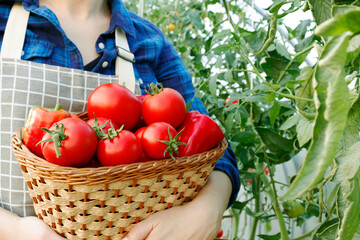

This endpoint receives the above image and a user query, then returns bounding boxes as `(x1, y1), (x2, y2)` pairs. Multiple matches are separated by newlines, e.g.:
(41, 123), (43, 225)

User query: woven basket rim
(12, 128), (228, 185)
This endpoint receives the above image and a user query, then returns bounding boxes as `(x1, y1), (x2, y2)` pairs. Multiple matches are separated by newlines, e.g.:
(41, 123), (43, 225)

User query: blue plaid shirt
(0, 0), (240, 207)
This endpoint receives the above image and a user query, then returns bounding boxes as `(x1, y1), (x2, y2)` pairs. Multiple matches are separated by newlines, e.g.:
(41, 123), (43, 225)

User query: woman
(0, 0), (240, 239)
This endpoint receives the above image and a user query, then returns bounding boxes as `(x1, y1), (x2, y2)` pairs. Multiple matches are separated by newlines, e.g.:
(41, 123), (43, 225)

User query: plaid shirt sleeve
(154, 33), (240, 207)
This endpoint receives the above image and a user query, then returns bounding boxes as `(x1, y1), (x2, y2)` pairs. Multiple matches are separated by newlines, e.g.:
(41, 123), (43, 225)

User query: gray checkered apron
(0, 2), (140, 217)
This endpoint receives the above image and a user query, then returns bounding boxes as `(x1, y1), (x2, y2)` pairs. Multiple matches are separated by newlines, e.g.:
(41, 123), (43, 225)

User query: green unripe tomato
(282, 200), (305, 218)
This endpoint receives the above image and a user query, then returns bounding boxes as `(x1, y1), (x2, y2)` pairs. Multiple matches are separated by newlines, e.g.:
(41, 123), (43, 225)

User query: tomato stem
(54, 103), (62, 111)
(145, 82), (164, 96)
(104, 124), (124, 140)
(91, 114), (109, 139)
(37, 123), (67, 158)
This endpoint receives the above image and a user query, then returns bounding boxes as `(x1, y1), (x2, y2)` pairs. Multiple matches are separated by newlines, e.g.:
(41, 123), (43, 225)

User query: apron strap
(0, 2), (136, 93)
(0, 2), (29, 59)
(115, 27), (136, 93)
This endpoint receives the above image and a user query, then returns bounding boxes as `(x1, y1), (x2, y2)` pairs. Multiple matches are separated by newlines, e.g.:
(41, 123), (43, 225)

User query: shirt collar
(108, 0), (136, 38)
(21, 0), (136, 38)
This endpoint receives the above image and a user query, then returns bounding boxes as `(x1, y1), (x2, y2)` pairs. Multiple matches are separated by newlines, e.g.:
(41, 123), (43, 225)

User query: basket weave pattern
(11, 117), (227, 240)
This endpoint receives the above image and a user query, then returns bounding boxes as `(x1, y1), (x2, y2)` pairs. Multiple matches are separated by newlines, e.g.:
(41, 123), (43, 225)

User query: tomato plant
(40, 118), (97, 167)
(87, 83), (141, 130)
(125, 0), (360, 239)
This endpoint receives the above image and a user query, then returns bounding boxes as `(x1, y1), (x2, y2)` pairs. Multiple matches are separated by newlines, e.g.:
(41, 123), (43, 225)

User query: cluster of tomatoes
(22, 83), (224, 168)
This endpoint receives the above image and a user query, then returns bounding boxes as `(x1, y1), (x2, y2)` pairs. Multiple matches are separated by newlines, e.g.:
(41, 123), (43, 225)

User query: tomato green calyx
(158, 127), (186, 160)
(145, 82), (164, 96)
(91, 114), (109, 139)
(102, 124), (124, 140)
(53, 103), (62, 111)
(37, 123), (67, 158)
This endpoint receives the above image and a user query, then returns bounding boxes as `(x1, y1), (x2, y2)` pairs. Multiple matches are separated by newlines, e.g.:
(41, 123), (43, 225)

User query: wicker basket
(11, 113), (228, 240)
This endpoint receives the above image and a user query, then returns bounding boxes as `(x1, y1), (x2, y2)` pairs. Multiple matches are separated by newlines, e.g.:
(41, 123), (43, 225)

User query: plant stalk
(230, 208), (240, 240)
(249, 175), (261, 240)
(262, 150), (290, 240)
(271, 90), (314, 102)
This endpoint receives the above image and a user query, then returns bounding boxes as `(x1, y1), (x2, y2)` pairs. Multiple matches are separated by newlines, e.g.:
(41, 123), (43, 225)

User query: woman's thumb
(123, 220), (153, 240)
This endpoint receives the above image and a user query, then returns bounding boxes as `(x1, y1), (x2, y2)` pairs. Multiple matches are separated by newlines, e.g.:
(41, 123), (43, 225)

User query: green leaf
(338, 97), (360, 155)
(270, 101), (281, 126)
(295, 35), (315, 52)
(296, 116), (314, 147)
(311, 218), (339, 240)
(187, 9), (203, 29)
(332, 5), (360, 16)
(256, 127), (294, 153)
(224, 69), (233, 82)
(231, 131), (257, 146)
(316, 222), (338, 240)
(252, 83), (272, 92)
(295, 19), (312, 40)
(243, 29), (267, 52)
(295, 66), (314, 111)
(347, 34), (360, 63)
(280, 114), (301, 130)
(276, 43), (291, 60)
(212, 44), (237, 53)
(211, 29), (232, 46)
(209, 74), (218, 98)
(260, 57), (298, 82)
(336, 177), (360, 240)
(231, 199), (251, 211)
(315, 9), (360, 37)
(308, 0), (332, 25)
(332, 141), (360, 240)
(245, 95), (268, 102)
(225, 112), (235, 134)
(281, 33), (352, 201)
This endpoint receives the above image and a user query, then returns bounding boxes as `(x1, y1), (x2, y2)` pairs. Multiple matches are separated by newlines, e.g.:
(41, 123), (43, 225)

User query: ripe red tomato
(40, 118), (98, 167)
(87, 83), (141, 130)
(134, 126), (151, 162)
(136, 94), (148, 103)
(87, 117), (118, 135)
(263, 165), (269, 175)
(142, 87), (186, 128)
(96, 129), (142, 166)
(216, 229), (223, 238)
(134, 126), (146, 140)
(141, 122), (182, 159)
(133, 94), (148, 130)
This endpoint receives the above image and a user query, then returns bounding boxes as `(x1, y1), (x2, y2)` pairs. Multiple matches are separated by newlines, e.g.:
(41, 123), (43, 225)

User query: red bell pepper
(22, 103), (71, 158)
(177, 110), (224, 157)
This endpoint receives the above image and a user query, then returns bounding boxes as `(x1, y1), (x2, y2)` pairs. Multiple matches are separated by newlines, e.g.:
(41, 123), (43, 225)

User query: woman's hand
(0, 207), (65, 240)
(124, 170), (232, 240)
